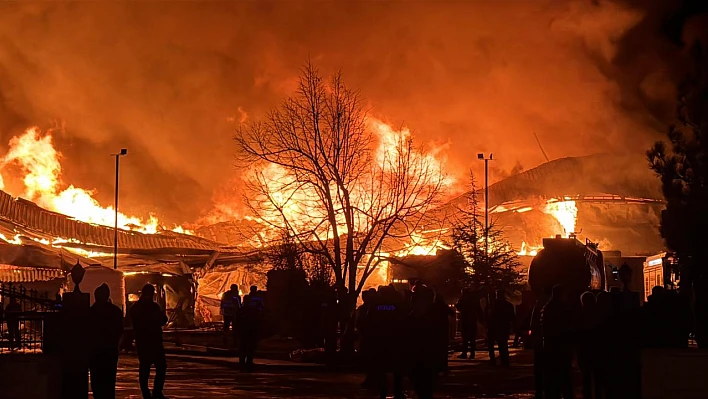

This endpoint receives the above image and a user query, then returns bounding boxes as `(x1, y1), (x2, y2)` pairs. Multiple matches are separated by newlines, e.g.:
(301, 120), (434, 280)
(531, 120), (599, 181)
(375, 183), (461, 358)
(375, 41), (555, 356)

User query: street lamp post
(113, 149), (128, 270)
(477, 153), (493, 262)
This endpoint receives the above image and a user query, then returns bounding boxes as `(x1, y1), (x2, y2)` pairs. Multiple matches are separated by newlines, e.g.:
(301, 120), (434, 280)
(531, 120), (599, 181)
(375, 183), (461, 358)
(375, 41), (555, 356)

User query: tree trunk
(339, 292), (357, 358)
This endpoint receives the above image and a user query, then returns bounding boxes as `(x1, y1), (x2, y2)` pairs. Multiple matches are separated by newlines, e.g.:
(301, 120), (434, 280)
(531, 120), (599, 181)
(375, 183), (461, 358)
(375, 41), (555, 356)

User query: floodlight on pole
(112, 149), (128, 270)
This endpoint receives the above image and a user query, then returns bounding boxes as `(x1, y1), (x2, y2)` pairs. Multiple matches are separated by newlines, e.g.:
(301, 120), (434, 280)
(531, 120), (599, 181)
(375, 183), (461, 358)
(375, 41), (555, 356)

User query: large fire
(0, 127), (191, 235)
(0, 124), (579, 261)
(543, 199), (578, 237)
(517, 198), (578, 256)
(242, 117), (453, 248)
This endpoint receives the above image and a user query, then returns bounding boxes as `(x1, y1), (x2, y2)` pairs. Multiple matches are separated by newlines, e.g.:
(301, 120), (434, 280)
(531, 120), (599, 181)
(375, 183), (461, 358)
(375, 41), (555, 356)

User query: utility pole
(477, 153), (493, 264)
(112, 149), (128, 270)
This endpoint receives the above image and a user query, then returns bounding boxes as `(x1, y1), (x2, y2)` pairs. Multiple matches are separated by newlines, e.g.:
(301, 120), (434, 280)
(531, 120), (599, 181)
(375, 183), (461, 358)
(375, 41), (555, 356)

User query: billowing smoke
(0, 1), (704, 225)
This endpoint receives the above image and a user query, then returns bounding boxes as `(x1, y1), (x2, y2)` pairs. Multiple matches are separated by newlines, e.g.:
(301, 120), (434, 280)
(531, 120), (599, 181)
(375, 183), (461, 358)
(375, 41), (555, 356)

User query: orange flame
(241, 118), (452, 248)
(0, 127), (191, 235)
(543, 198), (577, 237)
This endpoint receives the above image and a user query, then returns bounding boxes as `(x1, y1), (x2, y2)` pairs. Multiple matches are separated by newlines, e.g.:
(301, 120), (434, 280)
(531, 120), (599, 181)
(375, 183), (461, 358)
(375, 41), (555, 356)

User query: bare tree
(235, 61), (446, 311)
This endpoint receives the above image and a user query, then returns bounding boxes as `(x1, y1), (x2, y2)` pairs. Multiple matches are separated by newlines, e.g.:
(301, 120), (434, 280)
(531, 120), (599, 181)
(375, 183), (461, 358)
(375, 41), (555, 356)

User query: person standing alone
(88, 283), (123, 399)
(130, 284), (169, 399)
(456, 289), (482, 359)
(486, 290), (515, 366)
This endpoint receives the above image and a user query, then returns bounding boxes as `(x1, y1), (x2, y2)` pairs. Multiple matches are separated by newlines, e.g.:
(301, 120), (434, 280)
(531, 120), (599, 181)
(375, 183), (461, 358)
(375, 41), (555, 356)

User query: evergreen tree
(647, 42), (708, 347)
(450, 174), (523, 293)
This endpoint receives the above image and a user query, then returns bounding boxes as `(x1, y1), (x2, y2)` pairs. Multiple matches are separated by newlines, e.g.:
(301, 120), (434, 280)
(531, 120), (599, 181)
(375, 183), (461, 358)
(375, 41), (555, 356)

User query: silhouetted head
(141, 284), (155, 300)
(619, 263), (632, 287)
(94, 283), (110, 303)
(435, 291), (446, 305)
(596, 291), (612, 313)
(412, 280), (425, 292)
(551, 285), (564, 300)
(651, 285), (665, 298)
(230, 284), (239, 293)
(418, 286), (435, 303)
(580, 291), (596, 308)
(362, 289), (374, 304)
(250, 285), (257, 294)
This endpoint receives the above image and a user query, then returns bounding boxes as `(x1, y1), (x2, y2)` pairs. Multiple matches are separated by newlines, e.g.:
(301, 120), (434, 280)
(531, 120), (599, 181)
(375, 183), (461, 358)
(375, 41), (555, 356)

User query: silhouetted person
(53, 293), (64, 310)
(409, 286), (437, 399)
(643, 286), (669, 348)
(357, 288), (377, 388)
(530, 295), (548, 399)
(6, 296), (21, 349)
(612, 264), (642, 399)
(238, 294), (262, 371)
(89, 284), (124, 399)
(486, 290), (515, 366)
(513, 291), (534, 348)
(456, 288), (482, 359)
(433, 292), (454, 373)
(541, 285), (573, 399)
(595, 291), (613, 399)
(367, 286), (406, 399)
(247, 285), (264, 310)
(667, 289), (690, 348)
(221, 284), (241, 333)
(129, 284), (168, 399)
(578, 292), (600, 399)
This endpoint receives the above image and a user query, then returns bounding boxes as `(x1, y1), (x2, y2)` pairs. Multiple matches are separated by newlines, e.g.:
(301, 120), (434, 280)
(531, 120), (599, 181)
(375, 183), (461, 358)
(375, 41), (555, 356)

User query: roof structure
(0, 189), (224, 253)
(440, 153), (663, 215)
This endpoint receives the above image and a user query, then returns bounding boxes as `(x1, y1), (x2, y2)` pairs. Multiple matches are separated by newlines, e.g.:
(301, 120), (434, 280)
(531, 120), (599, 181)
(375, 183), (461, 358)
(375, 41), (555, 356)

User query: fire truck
(517, 234), (605, 348)
(527, 234), (606, 297)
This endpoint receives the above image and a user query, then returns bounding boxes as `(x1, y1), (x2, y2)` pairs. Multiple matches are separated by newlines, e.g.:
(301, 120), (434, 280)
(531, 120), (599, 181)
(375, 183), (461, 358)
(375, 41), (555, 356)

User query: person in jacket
(89, 283), (124, 399)
(220, 284), (242, 333)
(456, 288), (482, 359)
(129, 284), (168, 399)
(486, 290), (515, 366)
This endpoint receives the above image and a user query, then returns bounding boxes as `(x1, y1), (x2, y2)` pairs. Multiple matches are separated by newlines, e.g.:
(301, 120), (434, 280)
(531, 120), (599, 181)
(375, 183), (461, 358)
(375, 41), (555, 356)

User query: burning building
(430, 152), (666, 256)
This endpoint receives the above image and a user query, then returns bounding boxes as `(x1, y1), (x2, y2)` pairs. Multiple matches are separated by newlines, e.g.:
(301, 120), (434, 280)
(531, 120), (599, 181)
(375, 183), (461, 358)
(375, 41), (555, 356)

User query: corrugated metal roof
(0, 265), (64, 282)
(0, 190), (222, 251)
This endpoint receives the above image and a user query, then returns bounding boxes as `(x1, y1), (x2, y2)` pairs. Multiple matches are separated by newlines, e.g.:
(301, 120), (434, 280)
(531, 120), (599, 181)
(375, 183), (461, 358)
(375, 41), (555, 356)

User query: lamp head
(120, 148), (128, 156)
(477, 153), (484, 160)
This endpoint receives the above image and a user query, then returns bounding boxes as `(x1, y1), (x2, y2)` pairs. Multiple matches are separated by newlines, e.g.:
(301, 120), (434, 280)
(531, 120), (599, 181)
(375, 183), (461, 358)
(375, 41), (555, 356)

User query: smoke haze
(0, 1), (703, 225)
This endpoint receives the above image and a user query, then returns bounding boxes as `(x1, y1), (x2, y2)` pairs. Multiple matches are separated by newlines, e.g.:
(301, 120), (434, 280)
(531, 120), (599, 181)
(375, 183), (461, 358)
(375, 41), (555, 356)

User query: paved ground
(113, 349), (536, 399)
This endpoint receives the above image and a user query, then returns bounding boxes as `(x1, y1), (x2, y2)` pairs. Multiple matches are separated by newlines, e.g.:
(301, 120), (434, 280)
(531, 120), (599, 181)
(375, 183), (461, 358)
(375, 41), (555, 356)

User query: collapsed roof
(440, 153), (662, 215)
(0, 189), (222, 253)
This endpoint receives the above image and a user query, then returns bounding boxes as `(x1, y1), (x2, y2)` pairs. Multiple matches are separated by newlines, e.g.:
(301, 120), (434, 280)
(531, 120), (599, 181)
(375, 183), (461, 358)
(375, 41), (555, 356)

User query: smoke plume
(0, 1), (704, 224)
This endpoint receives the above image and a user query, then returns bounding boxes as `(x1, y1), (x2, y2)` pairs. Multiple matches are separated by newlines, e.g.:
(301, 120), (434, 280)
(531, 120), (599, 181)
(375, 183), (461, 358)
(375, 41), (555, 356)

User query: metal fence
(0, 283), (59, 354)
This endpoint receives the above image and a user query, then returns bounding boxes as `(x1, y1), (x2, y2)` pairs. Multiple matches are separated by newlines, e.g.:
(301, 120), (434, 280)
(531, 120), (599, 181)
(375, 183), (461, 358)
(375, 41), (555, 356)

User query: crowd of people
(529, 266), (689, 399)
(2, 268), (692, 399)
(354, 280), (518, 399)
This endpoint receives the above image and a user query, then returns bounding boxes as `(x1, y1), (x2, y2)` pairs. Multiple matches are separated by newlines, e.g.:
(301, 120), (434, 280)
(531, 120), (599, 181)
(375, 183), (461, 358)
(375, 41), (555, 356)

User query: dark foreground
(111, 350), (536, 399)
